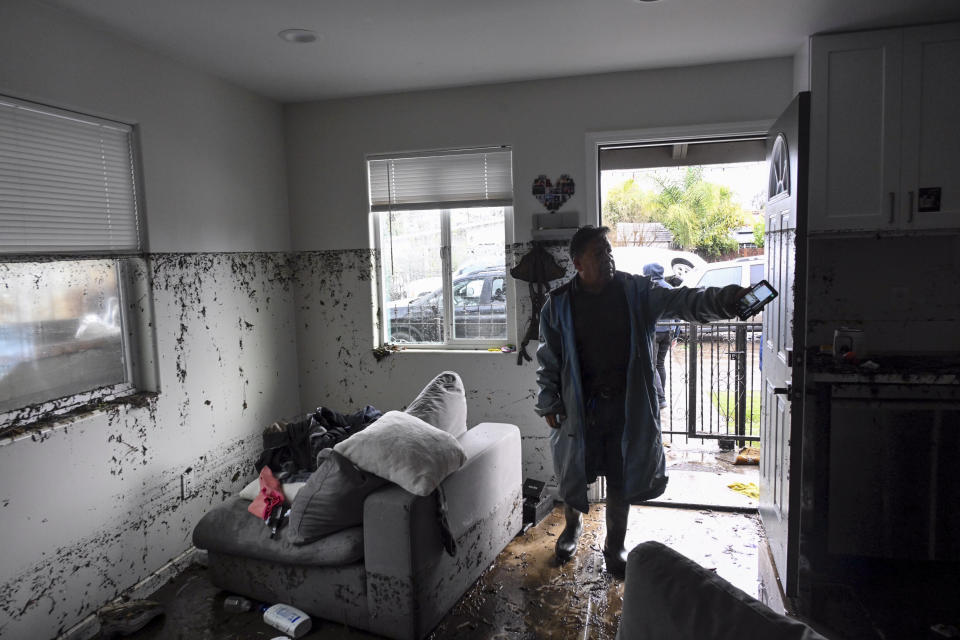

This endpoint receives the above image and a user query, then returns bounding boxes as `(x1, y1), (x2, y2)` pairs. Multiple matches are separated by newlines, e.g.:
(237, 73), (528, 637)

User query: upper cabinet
(809, 23), (960, 232)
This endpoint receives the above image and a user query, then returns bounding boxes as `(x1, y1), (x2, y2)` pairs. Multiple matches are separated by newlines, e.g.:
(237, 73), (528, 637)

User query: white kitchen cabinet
(809, 23), (960, 232)
(900, 23), (960, 229)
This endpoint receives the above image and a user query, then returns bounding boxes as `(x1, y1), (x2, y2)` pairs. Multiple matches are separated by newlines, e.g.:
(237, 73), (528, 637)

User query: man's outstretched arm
(650, 284), (746, 324)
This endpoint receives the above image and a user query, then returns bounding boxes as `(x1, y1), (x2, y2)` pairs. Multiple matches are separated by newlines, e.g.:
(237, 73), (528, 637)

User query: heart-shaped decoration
(532, 174), (575, 212)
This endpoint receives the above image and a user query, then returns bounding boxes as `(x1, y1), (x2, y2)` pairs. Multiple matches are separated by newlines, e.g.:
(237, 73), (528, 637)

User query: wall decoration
(532, 174), (575, 212)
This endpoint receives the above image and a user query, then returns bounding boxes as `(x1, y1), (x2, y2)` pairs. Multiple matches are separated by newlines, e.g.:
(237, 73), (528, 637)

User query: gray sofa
(193, 422), (522, 640)
(617, 541), (828, 640)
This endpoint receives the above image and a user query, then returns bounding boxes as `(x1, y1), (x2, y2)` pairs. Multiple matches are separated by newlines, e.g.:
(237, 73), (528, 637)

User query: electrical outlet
(180, 467), (195, 501)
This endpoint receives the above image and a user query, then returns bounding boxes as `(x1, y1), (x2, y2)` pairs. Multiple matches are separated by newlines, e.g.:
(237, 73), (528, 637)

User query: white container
(262, 603), (312, 638)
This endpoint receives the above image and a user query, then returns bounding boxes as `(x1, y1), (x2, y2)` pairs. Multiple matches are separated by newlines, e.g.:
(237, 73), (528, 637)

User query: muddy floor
(116, 501), (762, 639)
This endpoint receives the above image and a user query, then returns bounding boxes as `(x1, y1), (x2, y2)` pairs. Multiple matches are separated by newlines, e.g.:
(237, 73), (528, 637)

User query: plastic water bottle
(261, 603), (312, 638)
(223, 595), (253, 612)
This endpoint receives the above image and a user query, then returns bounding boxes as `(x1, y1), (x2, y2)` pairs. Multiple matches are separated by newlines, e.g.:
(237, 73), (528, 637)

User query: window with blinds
(0, 95), (148, 425)
(369, 148), (513, 348)
(0, 95), (141, 254)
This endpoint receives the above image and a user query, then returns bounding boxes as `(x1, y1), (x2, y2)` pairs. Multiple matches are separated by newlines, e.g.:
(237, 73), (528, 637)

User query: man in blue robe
(535, 226), (747, 577)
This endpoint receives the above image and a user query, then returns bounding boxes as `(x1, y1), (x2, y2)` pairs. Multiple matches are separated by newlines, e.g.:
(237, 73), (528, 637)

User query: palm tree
(648, 167), (744, 258)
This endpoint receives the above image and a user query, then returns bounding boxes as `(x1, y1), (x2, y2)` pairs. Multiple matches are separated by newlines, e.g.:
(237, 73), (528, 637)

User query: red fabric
(247, 466), (285, 520)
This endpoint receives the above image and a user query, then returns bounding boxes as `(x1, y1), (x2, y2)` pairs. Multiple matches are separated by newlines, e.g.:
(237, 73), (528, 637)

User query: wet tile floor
(118, 505), (761, 639)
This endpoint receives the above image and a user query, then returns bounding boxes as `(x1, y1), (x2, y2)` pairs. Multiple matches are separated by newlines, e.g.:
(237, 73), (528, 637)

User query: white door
(760, 93), (808, 598)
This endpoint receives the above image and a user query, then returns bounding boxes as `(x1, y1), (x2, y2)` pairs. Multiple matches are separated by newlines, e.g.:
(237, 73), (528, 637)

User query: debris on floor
(128, 504), (762, 639)
(727, 481), (760, 499)
(734, 447), (761, 465)
(97, 600), (165, 638)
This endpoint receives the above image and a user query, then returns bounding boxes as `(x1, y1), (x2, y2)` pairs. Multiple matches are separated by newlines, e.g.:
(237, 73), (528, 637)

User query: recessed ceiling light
(632, 0), (661, 3)
(278, 29), (318, 44)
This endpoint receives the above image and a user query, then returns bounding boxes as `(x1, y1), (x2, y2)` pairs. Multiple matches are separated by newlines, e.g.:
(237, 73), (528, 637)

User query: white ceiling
(43, 0), (960, 103)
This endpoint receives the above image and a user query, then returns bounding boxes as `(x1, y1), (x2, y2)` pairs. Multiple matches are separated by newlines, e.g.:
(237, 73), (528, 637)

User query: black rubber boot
(555, 504), (583, 563)
(603, 496), (630, 578)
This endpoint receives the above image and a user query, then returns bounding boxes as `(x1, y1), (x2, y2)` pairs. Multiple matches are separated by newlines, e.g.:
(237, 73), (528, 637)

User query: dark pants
(653, 331), (672, 408)
(583, 388), (630, 544)
(584, 388), (626, 500)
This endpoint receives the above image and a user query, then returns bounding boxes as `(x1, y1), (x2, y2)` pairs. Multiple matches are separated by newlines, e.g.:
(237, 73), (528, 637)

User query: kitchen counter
(805, 353), (959, 385)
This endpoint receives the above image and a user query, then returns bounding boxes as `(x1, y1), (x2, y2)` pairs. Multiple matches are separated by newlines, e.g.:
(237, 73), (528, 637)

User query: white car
(611, 246), (707, 280)
(680, 255), (766, 289)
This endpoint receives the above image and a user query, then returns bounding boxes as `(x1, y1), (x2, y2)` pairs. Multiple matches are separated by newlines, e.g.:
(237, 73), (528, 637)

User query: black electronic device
(521, 478), (553, 529)
(735, 279), (778, 320)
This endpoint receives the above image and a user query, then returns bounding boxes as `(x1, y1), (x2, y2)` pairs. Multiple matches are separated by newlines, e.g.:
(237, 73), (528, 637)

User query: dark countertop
(806, 353), (960, 384)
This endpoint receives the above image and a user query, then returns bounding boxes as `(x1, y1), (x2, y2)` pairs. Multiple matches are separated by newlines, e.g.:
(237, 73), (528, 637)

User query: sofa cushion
(288, 449), (389, 545)
(405, 371), (468, 438)
(192, 497), (364, 567)
(334, 410), (466, 496)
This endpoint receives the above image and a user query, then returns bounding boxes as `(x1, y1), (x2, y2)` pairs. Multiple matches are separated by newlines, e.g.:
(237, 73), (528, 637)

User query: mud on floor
(121, 504), (761, 639)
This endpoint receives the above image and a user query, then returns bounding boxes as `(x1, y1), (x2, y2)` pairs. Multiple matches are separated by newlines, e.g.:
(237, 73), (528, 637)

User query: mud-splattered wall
(1, 1), (296, 635)
(0, 253), (300, 638)
(805, 235), (960, 354)
(291, 246), (574, 495)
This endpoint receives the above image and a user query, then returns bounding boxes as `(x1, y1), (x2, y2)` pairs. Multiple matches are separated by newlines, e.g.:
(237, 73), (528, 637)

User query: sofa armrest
(362, 422), (522, 639)
(616, 541), (828, 640)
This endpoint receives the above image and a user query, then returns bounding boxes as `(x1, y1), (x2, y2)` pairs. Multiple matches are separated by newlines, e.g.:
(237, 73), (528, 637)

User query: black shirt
(571, 275), (631, 394)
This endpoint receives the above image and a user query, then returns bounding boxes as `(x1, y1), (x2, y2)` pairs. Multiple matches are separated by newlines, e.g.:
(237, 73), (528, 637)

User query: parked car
(680, 255), (766, 289)
(611, 246), (706, 282)
(679, 256), (767, 332)
(388, 268), (507, 343)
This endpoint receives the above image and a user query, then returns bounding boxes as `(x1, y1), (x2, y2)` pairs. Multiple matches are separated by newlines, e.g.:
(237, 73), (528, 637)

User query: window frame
(366, 145), (515, 351)
(372, 205), (515, 350)
(0, 95), (155, 431)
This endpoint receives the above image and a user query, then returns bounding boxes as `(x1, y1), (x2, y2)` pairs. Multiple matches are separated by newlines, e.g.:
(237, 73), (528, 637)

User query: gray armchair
(193, 422), (522, 640)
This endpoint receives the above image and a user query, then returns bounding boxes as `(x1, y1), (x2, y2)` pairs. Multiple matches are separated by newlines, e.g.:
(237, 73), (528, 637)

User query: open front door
(760, 92), (808, 601)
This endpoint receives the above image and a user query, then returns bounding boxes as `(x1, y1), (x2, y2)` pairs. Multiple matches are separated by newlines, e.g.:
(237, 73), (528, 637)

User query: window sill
(373, 344), (517, 360)
(0, 391), (158, 445)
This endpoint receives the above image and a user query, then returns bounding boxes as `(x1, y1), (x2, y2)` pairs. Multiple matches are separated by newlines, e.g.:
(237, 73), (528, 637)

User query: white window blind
(0, 96), (140, 254)
(368, 147), (513, 212)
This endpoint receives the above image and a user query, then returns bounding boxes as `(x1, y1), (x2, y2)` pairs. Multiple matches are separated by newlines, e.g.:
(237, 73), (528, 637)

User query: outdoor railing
(659, 321), (763, 447)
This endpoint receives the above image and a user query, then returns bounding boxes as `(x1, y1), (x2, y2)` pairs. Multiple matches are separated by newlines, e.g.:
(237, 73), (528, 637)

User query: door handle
(773, 384), (792, 395)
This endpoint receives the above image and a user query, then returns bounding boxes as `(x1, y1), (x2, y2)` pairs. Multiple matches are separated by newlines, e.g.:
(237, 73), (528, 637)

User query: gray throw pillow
(405, 371), (468, 438)
(288, 449), (389, 545)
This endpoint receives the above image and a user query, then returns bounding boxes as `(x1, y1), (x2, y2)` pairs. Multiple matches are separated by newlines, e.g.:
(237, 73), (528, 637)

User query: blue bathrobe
(535, 271), (741, 513)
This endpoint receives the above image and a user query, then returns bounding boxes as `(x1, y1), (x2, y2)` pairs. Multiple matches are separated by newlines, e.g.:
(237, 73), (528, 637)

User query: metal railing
(658, 321), (763, 447)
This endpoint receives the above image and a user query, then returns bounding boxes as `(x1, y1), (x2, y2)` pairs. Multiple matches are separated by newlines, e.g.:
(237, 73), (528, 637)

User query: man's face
(574, 236), (615, 286)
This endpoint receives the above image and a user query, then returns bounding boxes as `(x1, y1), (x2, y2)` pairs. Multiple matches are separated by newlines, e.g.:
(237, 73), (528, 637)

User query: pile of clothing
(247, 405), (382, 532)
(256, 405), (382, 480)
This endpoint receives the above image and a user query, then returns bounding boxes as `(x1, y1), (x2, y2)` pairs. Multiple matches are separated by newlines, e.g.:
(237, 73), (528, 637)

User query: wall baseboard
(57, 546), (200, 640)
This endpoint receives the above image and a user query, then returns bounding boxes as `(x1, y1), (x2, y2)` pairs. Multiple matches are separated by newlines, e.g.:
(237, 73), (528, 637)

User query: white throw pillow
(237, 478), (306, 502)
(334, 410), (466, 496)
(405, 371), (468, 438)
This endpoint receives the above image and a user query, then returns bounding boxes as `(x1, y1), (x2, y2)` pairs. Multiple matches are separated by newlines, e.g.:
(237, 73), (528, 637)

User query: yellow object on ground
(734, 446), (760, 465)
(727, 482), (760, 500)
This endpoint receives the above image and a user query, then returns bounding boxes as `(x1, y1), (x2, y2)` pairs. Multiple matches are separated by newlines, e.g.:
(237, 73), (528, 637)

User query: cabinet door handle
(888, 192), (896, 223)
(908, 190), (914, 223)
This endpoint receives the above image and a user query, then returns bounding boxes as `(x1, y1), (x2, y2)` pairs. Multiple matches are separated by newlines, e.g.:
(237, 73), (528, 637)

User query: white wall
(285, 58), (793, 250)
(284, 59), (795, 491)
(0, 0), (291, 253)
(0, 1), (299, 637)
